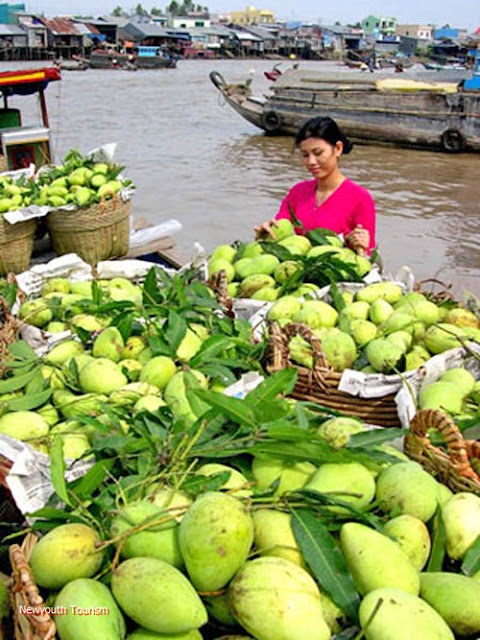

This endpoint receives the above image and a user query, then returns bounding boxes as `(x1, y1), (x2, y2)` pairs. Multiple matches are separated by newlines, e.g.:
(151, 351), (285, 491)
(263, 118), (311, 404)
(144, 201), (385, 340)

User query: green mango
(210, 243), (236, 263)
(42, 277), (71, 294)
(208, 258), (235, 282)
(176, 328), (202, 362)
(0, 411), (49, 440)
(110, 500), (183, 568)
(292, 299), (338, 329)
(375, 461), (439, 522)
(97, 180), (122, 199)
(340, 522), (420, 595)
(306, 462), (376, 513)
(424, 323), (466, 354)
(111, 557), (208, 634)
(74, 186), (94, 207)
(19, 298), (52, 327)
(128, 628), (202, 639)
(45, 340), (85, 366)
(92, 162), (109, 175)
(30, 523), (104, 589)
(365, 337), (404, 373)
(252, 508), (304, 566)
(139, 355), (176, 390)
(92, 326), (125, 362)
(89, 173), (108, 188)
(179, 492), (254, 591)
(229, 556), (330, 640)
(419, 572), (480, 636)
(418, 381), (464, 413)
(196, 462), (252, 498)
(251, 456), (315, 495)
(356, 282), (403, 304)
(442, 492), (480, 560)
(163, 370), (209, 426)
(277, 234), (312, 256)
(55, 578), (125, 640)
(384, 514), (431, 571)
(78, 358), (128, 394)
(267, 295), (302, 321)
(359, 587), (454, 640)
(316, 416), (366, 449)
(264, 218), (294, 243)
(238, 274), (275, 298)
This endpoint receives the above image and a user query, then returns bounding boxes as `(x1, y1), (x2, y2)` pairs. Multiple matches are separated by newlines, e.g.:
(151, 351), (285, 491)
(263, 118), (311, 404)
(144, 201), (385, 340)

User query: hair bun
(342, 137), (353, 155)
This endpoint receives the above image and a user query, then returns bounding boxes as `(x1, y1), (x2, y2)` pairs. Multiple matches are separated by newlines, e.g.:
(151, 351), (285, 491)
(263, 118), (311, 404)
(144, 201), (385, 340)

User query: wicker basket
(0, 281), (23, 376)
(9, 533), (57, 640)
(0, 217), (36, 276)
(404, 408), (480, 495)
(267, 322), (402, 427)
(46, 197), (131, 266)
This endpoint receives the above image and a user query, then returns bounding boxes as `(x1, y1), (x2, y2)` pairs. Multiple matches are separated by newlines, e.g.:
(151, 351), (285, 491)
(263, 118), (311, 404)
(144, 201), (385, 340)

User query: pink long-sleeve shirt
(276, 178), (376, 251)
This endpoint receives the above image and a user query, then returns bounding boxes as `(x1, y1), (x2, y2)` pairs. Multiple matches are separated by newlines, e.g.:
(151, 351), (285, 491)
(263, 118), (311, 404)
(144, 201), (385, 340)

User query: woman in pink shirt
(255, 117), (376, 253)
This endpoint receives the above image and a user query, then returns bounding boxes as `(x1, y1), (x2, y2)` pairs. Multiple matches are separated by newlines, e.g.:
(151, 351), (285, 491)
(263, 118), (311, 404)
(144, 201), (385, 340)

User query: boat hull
(210, 69), (480, 152)
(88, 52), (177, 69)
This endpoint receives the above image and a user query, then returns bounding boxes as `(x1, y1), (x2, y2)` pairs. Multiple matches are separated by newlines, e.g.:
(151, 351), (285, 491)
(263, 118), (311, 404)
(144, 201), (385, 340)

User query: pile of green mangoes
(0, 271), (258, 461)
(0, 173), (36, 213)
(267, 281), (480, 374)
(17, 276), (143, 332)
(0, 148), (133, 213)
(208, 219), (376, 302)
(21, 415), (480, 640)
(35, 147), (133, 208)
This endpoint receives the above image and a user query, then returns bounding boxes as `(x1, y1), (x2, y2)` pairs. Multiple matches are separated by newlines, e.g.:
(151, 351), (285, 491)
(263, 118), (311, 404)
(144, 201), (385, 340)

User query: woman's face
(299, 137), (342, 179)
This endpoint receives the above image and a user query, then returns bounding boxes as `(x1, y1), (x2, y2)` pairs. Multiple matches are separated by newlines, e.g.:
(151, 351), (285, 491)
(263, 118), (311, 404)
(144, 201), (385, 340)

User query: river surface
(2, 58), (479, 296)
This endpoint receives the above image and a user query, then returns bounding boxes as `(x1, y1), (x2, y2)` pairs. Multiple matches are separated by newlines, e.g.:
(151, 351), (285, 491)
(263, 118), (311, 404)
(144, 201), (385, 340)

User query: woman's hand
(254, 219), (278, 240)
(346, 224), (370, 253)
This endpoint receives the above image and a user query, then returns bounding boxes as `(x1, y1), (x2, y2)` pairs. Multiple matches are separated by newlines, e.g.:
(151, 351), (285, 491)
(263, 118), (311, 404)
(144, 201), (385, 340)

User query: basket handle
(410, 409), (479, 480)
(269, 321), (334, 390)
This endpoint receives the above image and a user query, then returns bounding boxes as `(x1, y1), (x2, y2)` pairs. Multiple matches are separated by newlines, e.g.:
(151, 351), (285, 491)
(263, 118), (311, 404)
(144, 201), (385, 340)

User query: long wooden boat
(210, 65), (480, 153)
(86, 46), (177, 70)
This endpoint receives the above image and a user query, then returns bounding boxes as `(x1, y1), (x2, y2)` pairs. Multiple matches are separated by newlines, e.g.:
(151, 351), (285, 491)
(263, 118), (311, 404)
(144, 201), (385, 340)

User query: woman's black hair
(295, 116), (353, 154)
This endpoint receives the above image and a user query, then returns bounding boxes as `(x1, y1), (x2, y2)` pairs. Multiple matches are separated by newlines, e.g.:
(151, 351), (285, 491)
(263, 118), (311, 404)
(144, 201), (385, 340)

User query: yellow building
(230, 5), (275, 25)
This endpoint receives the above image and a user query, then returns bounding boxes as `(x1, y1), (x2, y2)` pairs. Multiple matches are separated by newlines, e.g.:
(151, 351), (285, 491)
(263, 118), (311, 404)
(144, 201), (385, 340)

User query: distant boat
(84, 46), (178, 70)
(210, 65), (480, 153)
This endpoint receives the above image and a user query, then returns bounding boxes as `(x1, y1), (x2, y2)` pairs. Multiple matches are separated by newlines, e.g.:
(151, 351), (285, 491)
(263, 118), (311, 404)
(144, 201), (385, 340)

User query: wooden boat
(57, 58), (88, 71)
(210, 65), (480, 153)
(0, 67), (61, 171)
(85, 46), (177, 70)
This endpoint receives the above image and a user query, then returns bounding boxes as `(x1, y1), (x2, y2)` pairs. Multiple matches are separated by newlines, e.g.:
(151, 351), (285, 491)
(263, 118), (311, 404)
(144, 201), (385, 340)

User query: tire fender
(441, 129), (465, 153)
(209, 71), (226, 89)
(261, 110), (282, 133)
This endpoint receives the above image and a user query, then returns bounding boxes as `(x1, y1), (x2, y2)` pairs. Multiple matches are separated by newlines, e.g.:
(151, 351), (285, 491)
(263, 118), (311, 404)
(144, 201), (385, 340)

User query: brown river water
(3, 59), (479, 296)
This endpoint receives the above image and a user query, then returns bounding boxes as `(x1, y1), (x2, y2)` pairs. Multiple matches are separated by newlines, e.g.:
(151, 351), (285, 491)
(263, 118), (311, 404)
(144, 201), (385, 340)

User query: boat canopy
(0, 68), (61, 97)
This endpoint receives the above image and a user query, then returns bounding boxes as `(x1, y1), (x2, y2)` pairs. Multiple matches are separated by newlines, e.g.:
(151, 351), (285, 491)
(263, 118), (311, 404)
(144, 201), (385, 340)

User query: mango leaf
(426, 506), (446, 572)
(250, 439), (353, 464)
(461, 535), (480, 576)
(190, 335), (237, 367)
(91, 279), (102, 306)
(307, 227), (339, 245)
(181, 471), (231, 497)
(164, 310), (187, 352)
(6, 389), (52, 411)
(244, 369), (297, 408)
(252, 402), (292, 425)
(346, 429), (407, 448)
(69, 459), (115, 499)
(8, 340), (37, 361)
(197, 363), (236, 386)
(287, 202), (304, 229)
(49, 436), (71, 507)
(142, 267), (162, 305)
(292, 508), (360, 623)
(0, 368), (39, 394)
(111, 313), (133, 342)
(194, 389), (258, 430)
(329, 281), (346, 312)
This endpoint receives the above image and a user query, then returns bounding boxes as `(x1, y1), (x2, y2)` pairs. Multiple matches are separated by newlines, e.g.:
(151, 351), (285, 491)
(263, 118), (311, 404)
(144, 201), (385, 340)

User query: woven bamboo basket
(0, 279), (23, 376)
(9, 533), (57, 640)
(404, 408), (480, 495)
(0, 217), (36, 276)
(46, 197), (131, 266)
(208, 268), (234, 317)
(267, 322), (402, 427)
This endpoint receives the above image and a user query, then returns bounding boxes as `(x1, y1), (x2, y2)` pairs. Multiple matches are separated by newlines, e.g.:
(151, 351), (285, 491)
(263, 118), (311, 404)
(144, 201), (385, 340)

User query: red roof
(40, 17), (79, 35)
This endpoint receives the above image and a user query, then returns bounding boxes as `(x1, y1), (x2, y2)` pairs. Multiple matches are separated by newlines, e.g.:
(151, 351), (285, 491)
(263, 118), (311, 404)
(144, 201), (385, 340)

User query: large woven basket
(0, 217), (36, 275)
(267, 322), (401, 427)
(46, 197), (131, 266)
(0, 280), (23, 376)
(404, 408), (480, 495)
(9, 533), (57, 640)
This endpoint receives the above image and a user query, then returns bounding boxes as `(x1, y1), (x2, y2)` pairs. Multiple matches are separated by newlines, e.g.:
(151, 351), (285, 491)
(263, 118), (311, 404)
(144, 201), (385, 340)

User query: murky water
(3, 58), (479, 295)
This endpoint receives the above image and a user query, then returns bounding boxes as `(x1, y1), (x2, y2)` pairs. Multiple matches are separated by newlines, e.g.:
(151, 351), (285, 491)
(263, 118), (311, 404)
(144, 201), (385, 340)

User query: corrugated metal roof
(40, 17), (79, 36)
(124, 22), (171, 37)
(73, 22), (101, 36)
(0, 24), (26, 36)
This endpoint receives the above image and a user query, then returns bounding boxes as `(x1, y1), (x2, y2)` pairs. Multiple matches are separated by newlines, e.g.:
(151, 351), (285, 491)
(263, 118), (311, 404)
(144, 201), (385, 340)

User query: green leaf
(70, 459), (115, 499)
(244, 369), (297, 408)
(461, 535), (480, 576)
(8, 340), (37, 361)
(6, 389), (52, 411)
(0, 368), (38, 394)
(190, 335), (236, 367)
(329, 281), (346, 311)
(181, 471), (231, 497)
(346, 429), (407, 449)
(194, 389), (258, 430)
(291, 508), (360, 622)
(426, 506), (446, 572)
(111, 313), (133, 342)
(49, 436), (71, 507)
